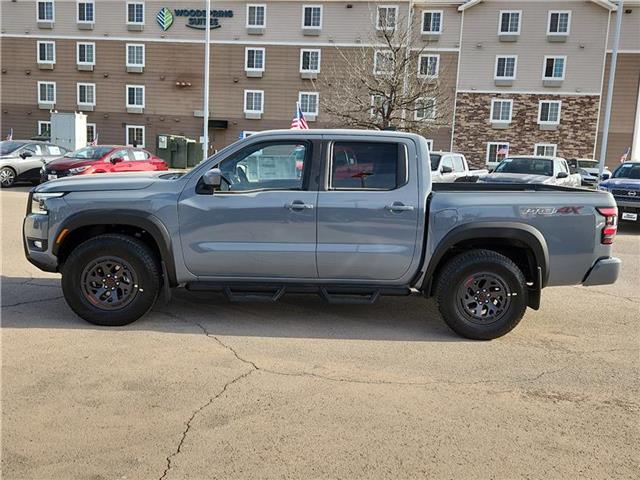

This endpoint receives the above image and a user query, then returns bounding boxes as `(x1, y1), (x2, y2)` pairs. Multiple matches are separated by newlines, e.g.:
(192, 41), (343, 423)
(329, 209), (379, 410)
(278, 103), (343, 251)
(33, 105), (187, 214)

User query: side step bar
(185, 282), (412, 305)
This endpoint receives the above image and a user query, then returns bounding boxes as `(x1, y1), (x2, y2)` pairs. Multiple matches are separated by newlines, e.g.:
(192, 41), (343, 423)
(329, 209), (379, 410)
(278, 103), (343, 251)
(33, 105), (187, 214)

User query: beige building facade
(0, 0), (638, 167)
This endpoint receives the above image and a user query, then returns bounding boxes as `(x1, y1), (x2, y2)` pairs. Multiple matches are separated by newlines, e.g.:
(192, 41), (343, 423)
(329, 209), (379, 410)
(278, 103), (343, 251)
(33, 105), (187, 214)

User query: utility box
(156, 134), (202, 169)
(50, 112), (87, 151)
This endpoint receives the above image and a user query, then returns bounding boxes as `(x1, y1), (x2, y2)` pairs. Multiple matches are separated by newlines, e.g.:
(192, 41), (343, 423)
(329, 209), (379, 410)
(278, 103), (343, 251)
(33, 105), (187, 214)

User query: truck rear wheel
(61, 234), (160, 326)
(435, 249), (528, 340)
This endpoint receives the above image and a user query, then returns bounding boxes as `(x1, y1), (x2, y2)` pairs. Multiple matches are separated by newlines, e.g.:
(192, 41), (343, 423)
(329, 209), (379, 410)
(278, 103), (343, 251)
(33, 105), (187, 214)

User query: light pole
(598, 0), (623, 181)
(202, 0), (211, 158)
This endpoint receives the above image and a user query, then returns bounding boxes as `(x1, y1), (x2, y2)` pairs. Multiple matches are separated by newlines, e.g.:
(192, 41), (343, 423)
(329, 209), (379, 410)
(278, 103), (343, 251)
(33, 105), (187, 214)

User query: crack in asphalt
(572, 286), (640, 305)
(1, 295), (64, 308)
(158, 369), (254, 480)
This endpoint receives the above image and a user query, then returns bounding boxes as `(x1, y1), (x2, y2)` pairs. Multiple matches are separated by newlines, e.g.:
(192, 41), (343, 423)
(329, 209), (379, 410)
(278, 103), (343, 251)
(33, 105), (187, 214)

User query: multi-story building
(1, 0), (638, 167)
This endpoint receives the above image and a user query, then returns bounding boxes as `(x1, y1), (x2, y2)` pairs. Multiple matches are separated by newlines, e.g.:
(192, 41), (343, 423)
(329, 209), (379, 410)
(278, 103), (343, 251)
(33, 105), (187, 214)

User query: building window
(77, 83), (96, 106)
(77, 1), (94, 23)
(538, 100), (562, 125)
(126, 85), (145, 108)
(302, 5), (322, 28)
(535, 143), (557, 157)
(87, 123), (97, 143)
(486, 142), (510, 164)
(37, 41), (55, 64)
(300, 49), (321, 73)
(246, 4), (266, 27)
(371, 95), (385, 118)
(499, 11), (521, 34)
(490, 99), (513, 123)
(126, 125), (145, 147)
(374, 50), (393, 75)
(77, 42), (95, 65)
(299, 92), (319, 116)
(127, 2), (144, 24)
(38, 120), (51, 137)
(37, 1), (54, 21)
(543, 56), (566, 80)
(126, 44), (145, 67)
(245, 47), (265, 72)
(415, 98), (436, 120)
(422, 10), (442, 34)
(377, 5), (398, 30)
(38, 81), (56, 104)
(548, 11), (571, 34)
(244, 90), (264, 114)
(418, 54), (439, 77)
(495, 56), (517, 79)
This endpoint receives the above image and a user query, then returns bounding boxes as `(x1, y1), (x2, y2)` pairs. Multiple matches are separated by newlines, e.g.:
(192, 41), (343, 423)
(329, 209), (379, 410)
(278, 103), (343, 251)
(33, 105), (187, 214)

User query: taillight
(596, 207), (618, 245)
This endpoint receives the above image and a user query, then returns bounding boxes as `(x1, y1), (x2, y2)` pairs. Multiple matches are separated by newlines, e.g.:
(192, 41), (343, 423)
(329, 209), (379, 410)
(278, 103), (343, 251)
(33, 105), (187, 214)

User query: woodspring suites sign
(156, 7), (234, 31)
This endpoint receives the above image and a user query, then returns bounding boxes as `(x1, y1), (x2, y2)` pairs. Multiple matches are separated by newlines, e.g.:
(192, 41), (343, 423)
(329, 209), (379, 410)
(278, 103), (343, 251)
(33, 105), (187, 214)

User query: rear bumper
(582, 257), (621, 286)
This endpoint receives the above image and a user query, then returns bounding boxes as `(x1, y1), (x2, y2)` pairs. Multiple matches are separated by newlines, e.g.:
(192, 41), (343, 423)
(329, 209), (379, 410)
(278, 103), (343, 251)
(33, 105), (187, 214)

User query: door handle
(385, 203), (415, 212)
(285, 201), (314, 210)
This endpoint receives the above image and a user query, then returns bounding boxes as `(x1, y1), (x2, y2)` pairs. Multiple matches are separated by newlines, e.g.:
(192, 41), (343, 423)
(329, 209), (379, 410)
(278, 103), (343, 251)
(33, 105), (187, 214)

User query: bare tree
(313, 9), (452, 137)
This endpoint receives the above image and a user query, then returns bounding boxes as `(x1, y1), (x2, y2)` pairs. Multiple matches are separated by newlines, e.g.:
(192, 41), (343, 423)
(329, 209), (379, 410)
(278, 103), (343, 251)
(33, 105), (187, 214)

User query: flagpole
(202, 0), (211, 158)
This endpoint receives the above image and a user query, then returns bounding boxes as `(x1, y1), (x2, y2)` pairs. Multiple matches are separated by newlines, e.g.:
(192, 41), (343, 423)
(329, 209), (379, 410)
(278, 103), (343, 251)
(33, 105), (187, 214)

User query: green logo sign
(156, 7), (174, 31)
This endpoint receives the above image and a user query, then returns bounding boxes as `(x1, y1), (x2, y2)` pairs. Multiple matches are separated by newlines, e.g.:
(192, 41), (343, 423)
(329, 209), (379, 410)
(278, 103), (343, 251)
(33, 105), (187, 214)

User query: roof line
(458, 0), (616, 12)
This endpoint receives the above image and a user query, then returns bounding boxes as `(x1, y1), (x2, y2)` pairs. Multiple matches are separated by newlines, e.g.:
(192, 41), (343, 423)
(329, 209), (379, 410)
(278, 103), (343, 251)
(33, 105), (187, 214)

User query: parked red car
(41, 145), (168, 182)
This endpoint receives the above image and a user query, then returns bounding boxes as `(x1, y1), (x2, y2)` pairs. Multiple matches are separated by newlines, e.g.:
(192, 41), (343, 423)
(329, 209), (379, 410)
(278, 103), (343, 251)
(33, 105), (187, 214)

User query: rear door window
(47, 145), (62, 156)
(330, 142), (405, 190)
(441, 155), (453, 172)
(130, 149), (150, 161)
(452, 155), (465, 172)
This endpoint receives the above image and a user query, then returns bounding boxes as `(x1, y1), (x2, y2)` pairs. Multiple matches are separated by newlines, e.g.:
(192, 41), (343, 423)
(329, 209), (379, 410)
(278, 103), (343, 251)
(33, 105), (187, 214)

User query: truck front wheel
(61, 234), (161, 326)
(435, 249), (528, 340)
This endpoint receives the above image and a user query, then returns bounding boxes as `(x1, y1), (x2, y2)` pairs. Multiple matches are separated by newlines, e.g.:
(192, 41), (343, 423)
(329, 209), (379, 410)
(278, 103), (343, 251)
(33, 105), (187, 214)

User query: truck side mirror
(202, 168), (228, 190)
(557, 171), (569, 179)
(440, 165), (453, 174)
(20, 151), (33, 159)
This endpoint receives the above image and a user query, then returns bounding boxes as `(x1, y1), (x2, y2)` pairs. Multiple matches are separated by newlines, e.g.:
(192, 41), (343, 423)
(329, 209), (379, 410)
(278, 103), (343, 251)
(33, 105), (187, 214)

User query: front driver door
(178, 140), (318, 279)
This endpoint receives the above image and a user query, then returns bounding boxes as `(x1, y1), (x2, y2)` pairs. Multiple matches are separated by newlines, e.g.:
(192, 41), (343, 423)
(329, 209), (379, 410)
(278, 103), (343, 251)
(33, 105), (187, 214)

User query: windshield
(494, 158), (554, 176)
(0, 141), (25, 155)
(612, 163), (640, 180)
(429, 154), (442, 171)
(64, 146), (113, 160)
(577, 160), (598, 169)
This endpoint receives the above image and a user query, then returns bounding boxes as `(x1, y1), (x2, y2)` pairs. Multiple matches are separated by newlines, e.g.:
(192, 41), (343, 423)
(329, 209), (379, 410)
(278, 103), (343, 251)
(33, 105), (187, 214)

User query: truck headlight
(30, 192), (65, 215)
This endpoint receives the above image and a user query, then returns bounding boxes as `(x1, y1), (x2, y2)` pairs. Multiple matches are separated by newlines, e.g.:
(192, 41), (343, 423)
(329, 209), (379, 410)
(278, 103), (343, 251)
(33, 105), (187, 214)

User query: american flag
(89, 133), (98, 146)
(290, 103), (309, 130)
(6, 128), (13, 141)
(620, 146), (630, 163)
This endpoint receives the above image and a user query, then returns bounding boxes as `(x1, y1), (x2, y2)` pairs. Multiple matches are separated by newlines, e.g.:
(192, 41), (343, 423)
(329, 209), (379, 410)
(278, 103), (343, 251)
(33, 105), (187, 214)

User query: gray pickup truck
(23, 130), (621, 339)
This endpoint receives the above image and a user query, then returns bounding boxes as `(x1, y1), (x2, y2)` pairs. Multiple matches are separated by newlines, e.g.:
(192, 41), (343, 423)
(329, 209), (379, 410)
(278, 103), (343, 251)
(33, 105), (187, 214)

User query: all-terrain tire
(61, 234), (161, 326)
(435, 249), (528, 340)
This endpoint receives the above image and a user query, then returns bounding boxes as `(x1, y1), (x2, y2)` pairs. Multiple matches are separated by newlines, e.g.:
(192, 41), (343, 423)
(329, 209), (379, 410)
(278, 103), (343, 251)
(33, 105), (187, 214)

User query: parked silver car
(479, 156), (582, 187)
(0, 140), (69, 187)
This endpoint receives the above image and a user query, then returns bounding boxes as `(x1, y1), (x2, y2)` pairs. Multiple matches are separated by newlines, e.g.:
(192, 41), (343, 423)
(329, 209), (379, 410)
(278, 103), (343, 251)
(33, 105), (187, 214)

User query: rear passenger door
(316, 137), (420, 282)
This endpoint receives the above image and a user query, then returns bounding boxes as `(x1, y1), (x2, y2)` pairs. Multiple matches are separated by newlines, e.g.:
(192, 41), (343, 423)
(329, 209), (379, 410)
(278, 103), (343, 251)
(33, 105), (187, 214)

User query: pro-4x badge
(156, 8), (174, 31)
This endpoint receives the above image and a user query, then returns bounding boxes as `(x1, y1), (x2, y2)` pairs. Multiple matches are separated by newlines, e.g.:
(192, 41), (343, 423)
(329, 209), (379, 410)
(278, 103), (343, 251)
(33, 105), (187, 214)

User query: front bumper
(582, 257), (621, 286)
(23, 212), (58, 272)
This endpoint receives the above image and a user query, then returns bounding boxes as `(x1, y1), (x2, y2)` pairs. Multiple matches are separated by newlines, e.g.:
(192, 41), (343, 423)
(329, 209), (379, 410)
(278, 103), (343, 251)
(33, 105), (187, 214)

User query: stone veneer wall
(453, 93), (600, 167)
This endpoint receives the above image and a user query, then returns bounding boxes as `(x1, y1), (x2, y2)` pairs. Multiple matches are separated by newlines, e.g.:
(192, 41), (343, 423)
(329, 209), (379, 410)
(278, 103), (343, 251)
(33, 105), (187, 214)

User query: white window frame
(494, 55), (518, 80)
(76, 0), (95, 23)
(418, 53), (439, 78)
(38, 120), (51, 136)
(373, 50), (393, 75)
(421, 10), (443, 34)
(126, 125), (145, 148)
(244, 47), (265, 72)
(542, 55), (566, 80)
(37, 41), (55, 64)
(76, 41), (95, 66)
(415, 97), (436, 121)
(36, 0), (55, 22)
(126, 1), (144, 25)
(376, 5), (399, 31)
(486, 142), (510, 165)
(299, 49), (321, 73)
(246, 4), (266, 27)
(126, 43), (145, 67)
(77, 82), (96, 107)
(244, 90), (264, 114)
(538, 100), (562, 125)
(534, 143), (557, 157)
(547, 10), (571, 35)
(490, 99), (513, 123)
(87, 123), (97, 142)
(498, 10), (521, 34)
(126, 85), (145, 108)
(37, 81), (56, 104)
(298, 91), (319, 116)
(301, 5), (323, 29)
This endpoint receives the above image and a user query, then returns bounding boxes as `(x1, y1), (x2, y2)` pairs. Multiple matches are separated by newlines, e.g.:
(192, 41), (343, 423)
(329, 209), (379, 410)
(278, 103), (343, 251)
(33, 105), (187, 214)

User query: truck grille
(612, 189), (640, 201)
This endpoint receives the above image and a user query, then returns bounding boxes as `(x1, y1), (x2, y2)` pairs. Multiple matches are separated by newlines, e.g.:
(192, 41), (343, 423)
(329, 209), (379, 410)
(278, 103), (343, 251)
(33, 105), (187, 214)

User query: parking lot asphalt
(1, 186), (639, 480)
